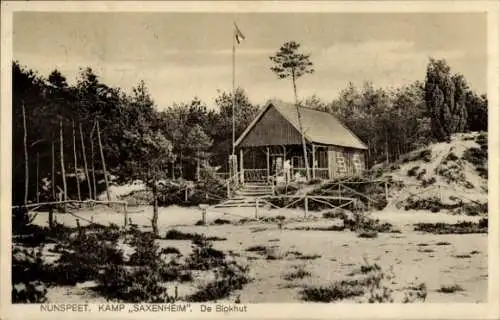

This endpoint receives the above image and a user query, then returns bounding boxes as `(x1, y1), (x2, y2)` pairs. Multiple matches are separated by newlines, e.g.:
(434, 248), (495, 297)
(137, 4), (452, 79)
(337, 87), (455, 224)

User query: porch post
(266, 146), (270, 180)
(312, 144), (316, 179)
(239, 148), (244, 184)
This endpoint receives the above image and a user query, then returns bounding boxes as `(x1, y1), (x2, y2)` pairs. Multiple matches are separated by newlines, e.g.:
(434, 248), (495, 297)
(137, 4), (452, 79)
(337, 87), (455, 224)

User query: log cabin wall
(327, 146), (366, 179)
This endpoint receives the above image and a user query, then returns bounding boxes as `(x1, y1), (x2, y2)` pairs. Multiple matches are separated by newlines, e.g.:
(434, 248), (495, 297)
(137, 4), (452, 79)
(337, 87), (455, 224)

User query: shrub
(98, 264), (178, 303)
(436, 241), (451, 246)
(51, 231), (124, 285)
(420, 149), (433, 162)
(164, 229), (226, 241)
(186, 238), (226, 270)
(186, 261), (250, 302)
(283, 266), (311, 281)
(160, 247), (181, 255)
(407, 166), (420, 177)
(246, 245), (268, 253)
(11, 246), (49, 303)
(12, 281), (48, 303)
(437, 284), (464, 293)
(300, 278), (366, 302)
(357, 230), (378, 238)
(414, 220), (487, 234)
(446, 152), (459, 162)
(296, 254), (322, 260)
(128, 231), (162, 266)
(416, 169), (427, 181)
(402, 283), (427, 303)
(421, 177), (436, 187)
(403, 196), (447, 212)
(322, 211), (345, 219)
(462, 147), (488, 179)
(213, 218), (231, 225)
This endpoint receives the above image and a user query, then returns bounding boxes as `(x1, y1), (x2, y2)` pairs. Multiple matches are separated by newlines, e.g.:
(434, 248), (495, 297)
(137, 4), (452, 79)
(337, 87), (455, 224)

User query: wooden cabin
(234, 100), (368, 183)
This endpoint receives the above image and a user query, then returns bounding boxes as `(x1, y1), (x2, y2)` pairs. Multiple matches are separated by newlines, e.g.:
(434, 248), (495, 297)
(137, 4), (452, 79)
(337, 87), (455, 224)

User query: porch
(238, 144), (330, 183)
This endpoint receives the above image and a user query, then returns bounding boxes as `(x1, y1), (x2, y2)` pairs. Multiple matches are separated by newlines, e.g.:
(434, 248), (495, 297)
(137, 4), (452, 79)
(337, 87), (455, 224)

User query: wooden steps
(214, 182), (273, 208)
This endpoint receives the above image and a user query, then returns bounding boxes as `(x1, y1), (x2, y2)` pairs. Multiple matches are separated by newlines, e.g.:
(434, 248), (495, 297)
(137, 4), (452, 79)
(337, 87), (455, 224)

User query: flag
(234, 22), (245, 44)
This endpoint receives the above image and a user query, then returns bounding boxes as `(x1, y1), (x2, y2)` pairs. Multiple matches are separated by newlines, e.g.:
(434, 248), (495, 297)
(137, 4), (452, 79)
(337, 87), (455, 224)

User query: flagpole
(232, 27), (236, 157)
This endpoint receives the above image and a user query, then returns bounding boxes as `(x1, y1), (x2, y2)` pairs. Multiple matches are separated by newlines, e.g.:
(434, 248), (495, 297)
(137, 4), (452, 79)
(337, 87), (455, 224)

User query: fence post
(304, 196), (309, 218)
(124, 203), (128, 228)
(199, 204), (209, 225)
(384, 181), (389, 202)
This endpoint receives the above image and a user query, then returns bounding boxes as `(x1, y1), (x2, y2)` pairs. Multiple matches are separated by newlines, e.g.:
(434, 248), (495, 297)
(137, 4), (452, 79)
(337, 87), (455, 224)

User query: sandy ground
(27, 205), (488, 303)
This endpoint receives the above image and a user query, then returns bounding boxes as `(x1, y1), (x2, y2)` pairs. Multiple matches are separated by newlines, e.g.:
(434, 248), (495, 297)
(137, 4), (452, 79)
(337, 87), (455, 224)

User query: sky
(13, 12), (487, 109)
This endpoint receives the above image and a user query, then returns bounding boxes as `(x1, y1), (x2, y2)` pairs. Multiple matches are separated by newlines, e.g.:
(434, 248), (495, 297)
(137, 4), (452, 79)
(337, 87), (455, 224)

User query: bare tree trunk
(292, 72), (310, 180)
(72, 120), (81, 201)
(385, 131), (389, 164)
(51, 141), (55, 201)
(36, 151), (39, 203)
(90, 127), (97, 200)
(152, 176), (159, 237)
(59, 119), (67, 212)
(79, 123), (92, 199)
(22, 102), (29, 205)
(96, 120), (111, 202)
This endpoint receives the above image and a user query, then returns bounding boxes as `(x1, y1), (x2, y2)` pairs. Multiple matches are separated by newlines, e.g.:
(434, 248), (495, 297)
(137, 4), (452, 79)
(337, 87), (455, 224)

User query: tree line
(298, 58), (487, 167)
(12, 55), (487, 206)
(12, 61), (259, 205)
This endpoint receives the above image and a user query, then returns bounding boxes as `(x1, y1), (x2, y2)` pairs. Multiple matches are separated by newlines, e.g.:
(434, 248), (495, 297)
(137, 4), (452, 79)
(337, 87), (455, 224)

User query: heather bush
(437, 284), (464, 294)
(186, 261), (251, 302)
(283, 265), (311, 281)
(185, 237), (226, 270)
(407, 166), (420, 177)
(414, 219), (487, 234)
(11, 246), (49, 303)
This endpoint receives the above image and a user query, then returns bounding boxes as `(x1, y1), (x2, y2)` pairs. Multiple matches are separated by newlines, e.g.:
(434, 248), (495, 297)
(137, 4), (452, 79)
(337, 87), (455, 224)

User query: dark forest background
(12, 58), (487, 205)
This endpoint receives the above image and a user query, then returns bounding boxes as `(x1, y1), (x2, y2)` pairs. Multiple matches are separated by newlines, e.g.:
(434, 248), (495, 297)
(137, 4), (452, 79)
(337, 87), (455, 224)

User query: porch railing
(291, 168), (329, 180)
(243, 169), (268, 182)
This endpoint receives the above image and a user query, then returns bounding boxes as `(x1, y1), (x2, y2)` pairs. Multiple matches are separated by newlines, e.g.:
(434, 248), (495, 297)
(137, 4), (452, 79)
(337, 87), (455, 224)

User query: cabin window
(335, 152), (347, 176)
(352, 153), (364, 174)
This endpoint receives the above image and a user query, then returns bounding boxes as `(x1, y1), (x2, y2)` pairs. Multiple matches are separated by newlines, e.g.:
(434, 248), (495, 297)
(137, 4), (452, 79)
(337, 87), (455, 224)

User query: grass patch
(414, 219), (487, 234)
(300, 279), (366, 302)
(186, 261), (251, 302)
(283, 266), (312, 281)
(160, 247), (181, 255)
(407, 166), (420, 177)
(296, 254), (322, 260)
(213, 218), (231, 225)
(246, 245), (268, 253)
(164, 229), (226, 241)
(453, 254), (472, 259)
(357, 230), (378, 238)
(437, 284), (464, 294)
(436, 241), (451, 246)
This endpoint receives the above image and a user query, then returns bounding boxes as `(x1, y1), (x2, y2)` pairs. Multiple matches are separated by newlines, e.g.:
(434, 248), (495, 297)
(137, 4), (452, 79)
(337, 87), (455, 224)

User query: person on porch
(283, 159), (291, 184)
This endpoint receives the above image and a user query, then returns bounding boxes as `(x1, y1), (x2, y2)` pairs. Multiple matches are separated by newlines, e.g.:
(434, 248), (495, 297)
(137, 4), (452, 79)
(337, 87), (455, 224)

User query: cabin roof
(235, 99), (368, 150)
